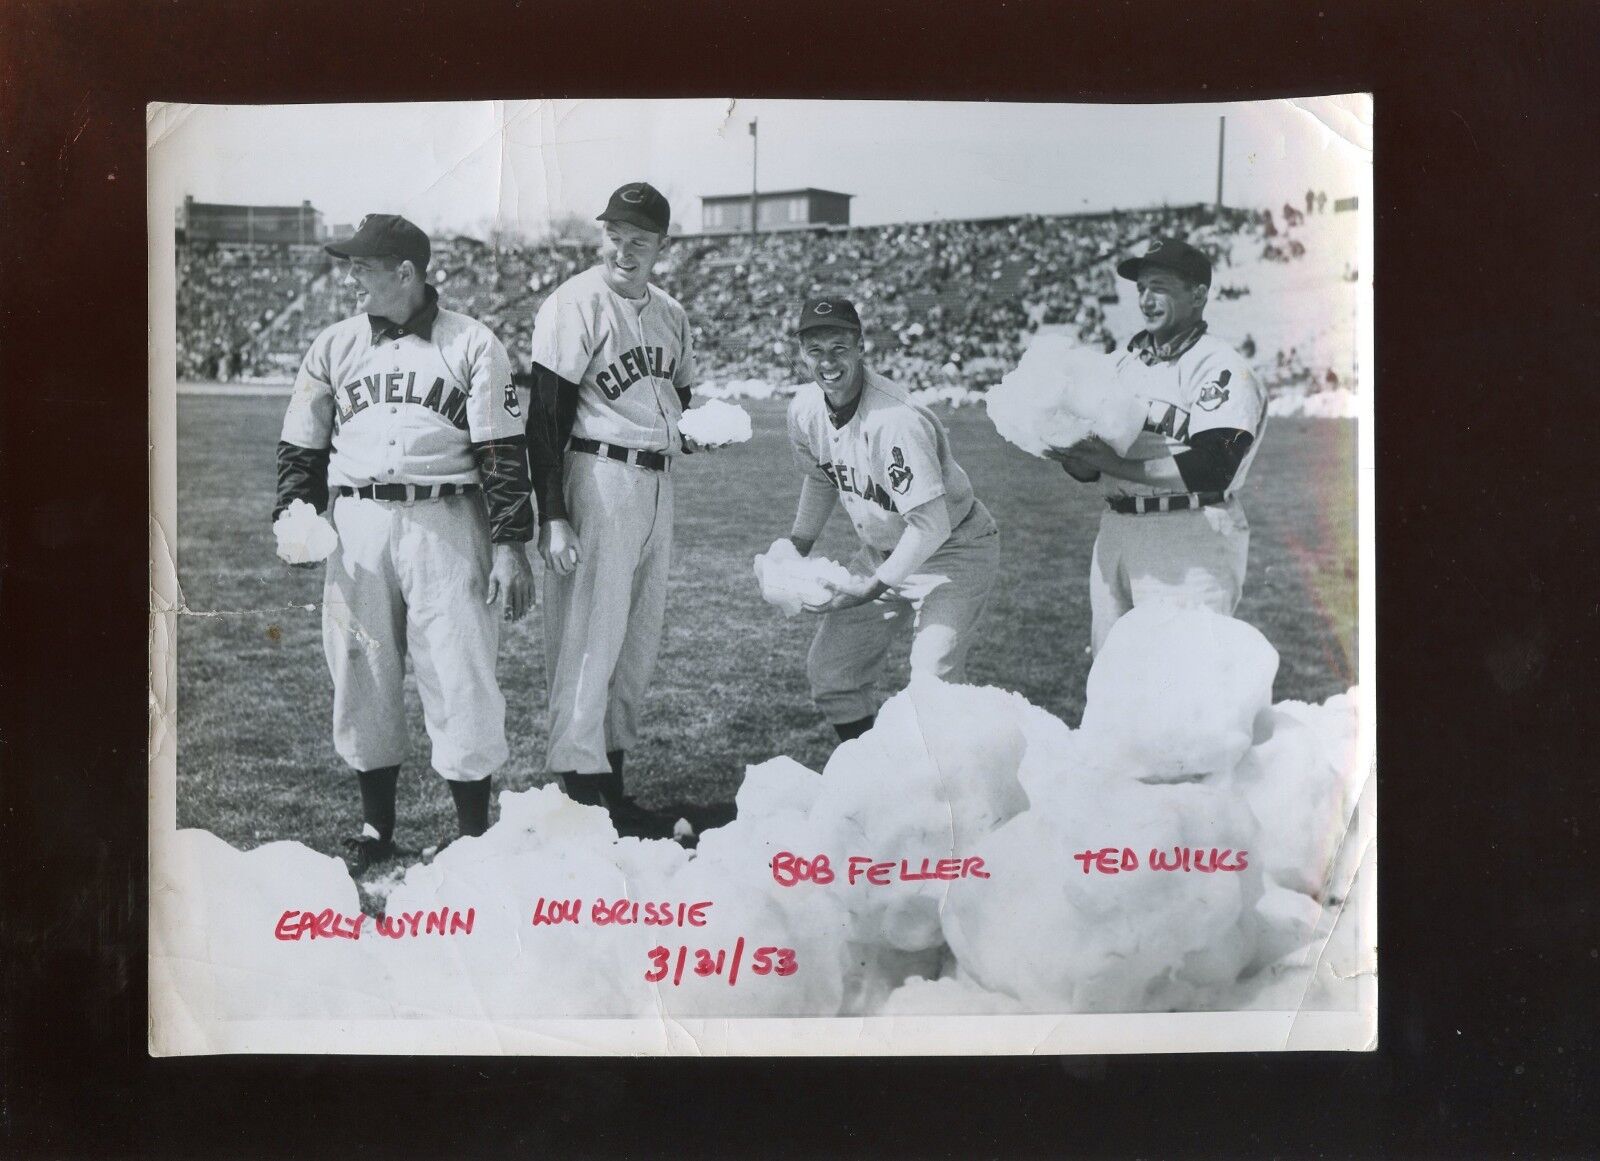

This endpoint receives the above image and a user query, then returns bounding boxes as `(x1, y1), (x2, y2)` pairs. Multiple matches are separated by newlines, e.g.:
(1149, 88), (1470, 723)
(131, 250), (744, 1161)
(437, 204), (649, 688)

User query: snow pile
(272, 499), (338, 564)
(679, 399), (754, 446)
(161, 607), (1364, 1024)
(908, 385), (987, 409)
(1267, 388), (1359, 419)
(986, 335), (1144, 458)
(152, 829), (387, 1021)
(752, 537), (853, 616)
(696, 378), (805, 402)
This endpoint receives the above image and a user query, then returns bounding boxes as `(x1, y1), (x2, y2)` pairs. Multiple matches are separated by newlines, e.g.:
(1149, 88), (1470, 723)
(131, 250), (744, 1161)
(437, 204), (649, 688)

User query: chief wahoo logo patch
(1197, 369), (1231, 411)
(887, 446), (913, 494)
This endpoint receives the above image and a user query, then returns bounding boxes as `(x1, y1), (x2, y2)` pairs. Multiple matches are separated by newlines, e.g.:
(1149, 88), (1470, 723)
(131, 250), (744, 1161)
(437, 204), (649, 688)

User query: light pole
(749, 118), (759, 239)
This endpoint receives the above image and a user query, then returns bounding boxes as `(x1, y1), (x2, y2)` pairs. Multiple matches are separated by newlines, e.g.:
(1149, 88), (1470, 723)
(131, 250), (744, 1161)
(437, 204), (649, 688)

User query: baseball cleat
(604, 794), (671, 840)
(342, 833), (397, 876)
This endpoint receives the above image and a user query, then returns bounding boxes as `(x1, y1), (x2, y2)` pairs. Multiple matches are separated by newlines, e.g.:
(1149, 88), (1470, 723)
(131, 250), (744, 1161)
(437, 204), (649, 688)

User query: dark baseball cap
(325, 213), (431, 271)
(597, 182), (671, 234)
(1116, 237), (1212, 286)
(795, 296), (863, 335)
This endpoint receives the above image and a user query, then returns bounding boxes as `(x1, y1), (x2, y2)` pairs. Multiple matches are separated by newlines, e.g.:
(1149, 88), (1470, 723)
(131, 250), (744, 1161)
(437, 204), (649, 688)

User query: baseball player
(1048, 237), (1267, 654)
(785, 297), (1000, 741)
(524, 182), (699, 834)
(275, 214), (535, 874)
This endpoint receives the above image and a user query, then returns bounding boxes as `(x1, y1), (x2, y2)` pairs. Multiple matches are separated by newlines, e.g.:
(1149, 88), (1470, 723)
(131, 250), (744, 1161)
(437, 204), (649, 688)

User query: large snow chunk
(153, 829), (387, 1020)
(942, 773), (1264, 1012)
(273, 499), (338, 564)
(986, 335), (1144, 458)
(753, 537), (853, 617)
(1080, 605), (1278, 781)
(880, 972), (1031, 1016)
(1233, 694), (1361, 898)
(807, 679), (1032, 954)
(376, 786), (696, 1019)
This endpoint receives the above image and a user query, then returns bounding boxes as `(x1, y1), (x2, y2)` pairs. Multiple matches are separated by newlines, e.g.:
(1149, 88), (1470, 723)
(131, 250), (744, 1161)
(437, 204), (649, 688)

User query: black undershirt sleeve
(471, 434), (534, 544)
(1173, 427), (1255, 493)
(524, 362), (581, 528)
(274, 441), (330, 521)
(676, 384), (692, 410)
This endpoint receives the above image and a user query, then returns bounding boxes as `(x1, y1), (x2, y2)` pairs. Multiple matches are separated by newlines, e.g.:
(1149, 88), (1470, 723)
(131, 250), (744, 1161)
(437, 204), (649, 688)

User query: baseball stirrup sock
(602, 750), (626, 802)
(833, 715), (876, 742)
(448, 777), (492, 837)
(561, 772), (607, 807)
(356, 766), (400, 842)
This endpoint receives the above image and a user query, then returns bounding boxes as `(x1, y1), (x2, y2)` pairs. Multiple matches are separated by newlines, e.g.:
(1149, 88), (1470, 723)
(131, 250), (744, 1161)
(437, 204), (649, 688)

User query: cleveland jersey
(281, 291), (522, 489)
(529, 266), (696, 454)
(1104, 330), (1268, 499)
(788, 369), (994, 553)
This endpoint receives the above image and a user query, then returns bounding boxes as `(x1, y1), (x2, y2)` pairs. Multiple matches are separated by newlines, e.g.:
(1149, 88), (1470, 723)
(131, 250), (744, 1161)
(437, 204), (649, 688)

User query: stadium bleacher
(176, 201), (1344, 394)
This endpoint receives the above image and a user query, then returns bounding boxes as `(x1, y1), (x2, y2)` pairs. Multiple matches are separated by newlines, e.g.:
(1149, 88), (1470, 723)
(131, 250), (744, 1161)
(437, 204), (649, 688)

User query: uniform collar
(824, 368), (867, 429)
(369, 285), (439, 343)
(1127, 319), (1207, 365)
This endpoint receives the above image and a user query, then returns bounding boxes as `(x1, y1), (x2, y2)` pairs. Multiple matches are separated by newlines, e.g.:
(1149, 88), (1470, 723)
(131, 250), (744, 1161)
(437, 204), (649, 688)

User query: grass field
(175, 392), (1358, 859)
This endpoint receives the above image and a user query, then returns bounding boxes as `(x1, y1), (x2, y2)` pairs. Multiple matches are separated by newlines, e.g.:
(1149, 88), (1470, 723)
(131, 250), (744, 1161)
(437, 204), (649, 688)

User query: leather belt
(570, 436), (669, 472)
(1106, 491), (1227, 515)
(336, 483), (478, 502)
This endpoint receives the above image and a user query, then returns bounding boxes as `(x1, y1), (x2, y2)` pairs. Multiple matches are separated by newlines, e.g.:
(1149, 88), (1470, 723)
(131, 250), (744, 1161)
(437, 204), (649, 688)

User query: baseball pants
(321, 492), (507, 782)
(542, 450), (673, 776)
(808, 526), (1001, 725)
(1089, 498), (1251, 655)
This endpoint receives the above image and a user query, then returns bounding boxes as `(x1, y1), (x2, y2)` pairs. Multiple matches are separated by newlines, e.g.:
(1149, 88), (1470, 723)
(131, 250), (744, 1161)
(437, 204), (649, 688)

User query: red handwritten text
(274, 907), (476, 941)
(770, 851), (990, 888)
(530, 898), (714, 927)
(643, 938), (798, 987)
(1071, 847), (1250, 874)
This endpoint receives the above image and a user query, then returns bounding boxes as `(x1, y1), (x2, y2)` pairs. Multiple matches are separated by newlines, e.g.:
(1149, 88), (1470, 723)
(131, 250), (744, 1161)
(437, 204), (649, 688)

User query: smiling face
(343, 254), (416, 321)
(598, 221), (667, 298)
(798, 325), (865, 403)
(1136, 268), (1208, 344)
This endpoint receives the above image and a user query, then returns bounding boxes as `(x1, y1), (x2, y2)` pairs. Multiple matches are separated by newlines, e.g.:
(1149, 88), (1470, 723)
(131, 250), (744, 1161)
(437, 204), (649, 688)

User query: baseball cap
(597, 182), (671, 235)
(324, 214), (431, 271)
(795, 296), (863, 335)
(1115, 237), (1212, 286)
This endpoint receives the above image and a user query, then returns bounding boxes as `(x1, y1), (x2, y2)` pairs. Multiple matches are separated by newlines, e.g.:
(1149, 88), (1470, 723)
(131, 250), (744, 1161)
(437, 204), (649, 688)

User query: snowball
(1079, 605), (1279, 782)
(273, 499), (338, 564)
(753, 537), (854, 617)
(985, 334), (1145, 458)
(679, 399), (754, 447)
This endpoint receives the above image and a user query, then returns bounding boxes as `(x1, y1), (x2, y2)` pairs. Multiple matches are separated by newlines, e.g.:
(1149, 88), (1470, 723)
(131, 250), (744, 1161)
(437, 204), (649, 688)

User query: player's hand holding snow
(273, 499), (338, 568)
(486, 543), (536, 622)
(539, 518), (581, 577)
(1043, 435), (1108, 482)
(803, 572), (887, 614)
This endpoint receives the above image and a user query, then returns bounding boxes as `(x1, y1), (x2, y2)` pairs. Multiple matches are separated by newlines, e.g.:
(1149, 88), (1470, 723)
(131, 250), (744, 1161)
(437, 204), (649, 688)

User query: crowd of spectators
(175, 243), (330, 380)
(177, 201), (1331, 392)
